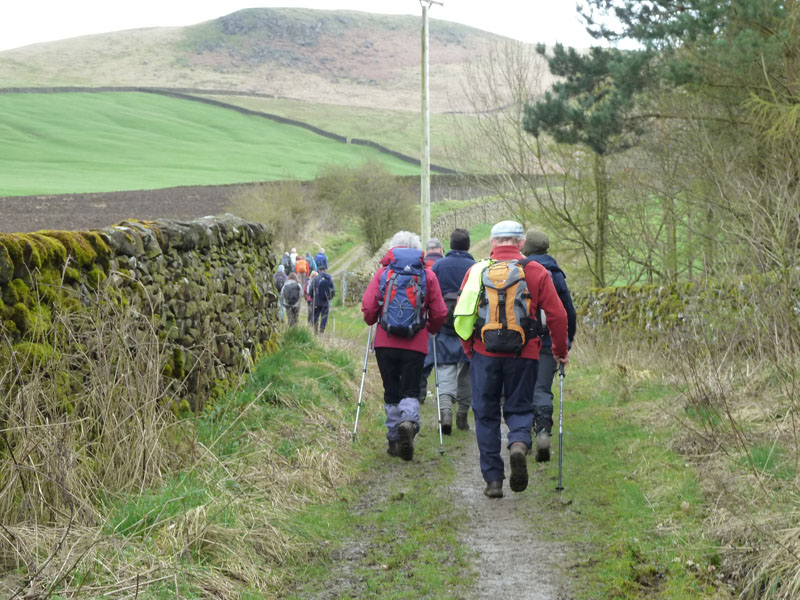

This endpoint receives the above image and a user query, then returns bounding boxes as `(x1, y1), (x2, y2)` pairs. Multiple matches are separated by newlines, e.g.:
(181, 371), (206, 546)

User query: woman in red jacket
(362, 231), (447, 461)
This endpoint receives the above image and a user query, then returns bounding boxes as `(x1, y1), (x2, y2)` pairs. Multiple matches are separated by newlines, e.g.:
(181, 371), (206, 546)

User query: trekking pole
(353, 325), (374, 441)
(556, 362), (566, 492)
(432, 334), (444, 455)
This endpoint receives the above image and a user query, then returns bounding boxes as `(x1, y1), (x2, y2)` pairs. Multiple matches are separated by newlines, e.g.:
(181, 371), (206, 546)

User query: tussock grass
(1, 301), (361, 598)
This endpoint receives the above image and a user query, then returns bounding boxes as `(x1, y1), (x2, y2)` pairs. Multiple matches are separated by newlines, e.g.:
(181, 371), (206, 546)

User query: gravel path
(449, 419), (574, 599)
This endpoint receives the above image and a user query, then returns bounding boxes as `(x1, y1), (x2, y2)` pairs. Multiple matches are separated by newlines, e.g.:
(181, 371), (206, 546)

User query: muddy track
(450, 422), (573, 599)
(293, 373), (576, 599)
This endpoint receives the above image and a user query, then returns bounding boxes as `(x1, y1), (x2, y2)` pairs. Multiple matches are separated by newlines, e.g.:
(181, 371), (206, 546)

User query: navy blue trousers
(470, 351), (537, 483)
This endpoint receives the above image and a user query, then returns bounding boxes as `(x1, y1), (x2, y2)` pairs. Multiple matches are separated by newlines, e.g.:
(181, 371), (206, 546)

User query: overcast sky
(0, 1), (601, 52)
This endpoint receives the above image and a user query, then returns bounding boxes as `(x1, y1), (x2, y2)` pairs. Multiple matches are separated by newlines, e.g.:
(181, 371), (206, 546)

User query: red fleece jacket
(361, 249), (447, 354)
(459, 245), (569, 361)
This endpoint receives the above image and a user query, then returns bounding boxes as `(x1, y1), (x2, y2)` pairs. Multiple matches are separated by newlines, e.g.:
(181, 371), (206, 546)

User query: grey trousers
(437, 362), (471, 412)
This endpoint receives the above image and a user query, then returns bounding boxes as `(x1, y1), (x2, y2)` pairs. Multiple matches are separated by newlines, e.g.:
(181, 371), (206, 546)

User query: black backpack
(283, 281), (301, 305)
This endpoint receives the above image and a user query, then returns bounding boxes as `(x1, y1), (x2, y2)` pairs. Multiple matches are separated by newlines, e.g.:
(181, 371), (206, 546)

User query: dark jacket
(427, 250), (475, 365)
(527, 253), (576, 348)
(312, 272), (336, 306)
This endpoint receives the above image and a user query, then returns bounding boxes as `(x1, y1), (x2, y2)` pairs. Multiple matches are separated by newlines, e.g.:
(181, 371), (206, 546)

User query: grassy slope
(198, 95), (467, 170)
(0, 92), (422, 196)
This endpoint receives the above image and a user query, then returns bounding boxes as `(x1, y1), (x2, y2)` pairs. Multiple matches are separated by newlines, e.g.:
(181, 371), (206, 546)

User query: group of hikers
(273, 247), (336, 334)
(360, 221), (576, 499)
(270, 221), (577, 499)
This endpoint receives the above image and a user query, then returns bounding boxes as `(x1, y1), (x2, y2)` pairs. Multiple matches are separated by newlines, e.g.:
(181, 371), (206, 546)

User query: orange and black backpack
(475, 259), (545, 354)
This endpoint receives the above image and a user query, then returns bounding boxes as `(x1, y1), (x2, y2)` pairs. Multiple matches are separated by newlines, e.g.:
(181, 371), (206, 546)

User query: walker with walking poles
(352, 325), (374, 441)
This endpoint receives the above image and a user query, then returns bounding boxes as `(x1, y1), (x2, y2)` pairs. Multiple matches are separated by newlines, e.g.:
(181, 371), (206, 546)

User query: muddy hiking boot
(484, 480), (503, 498)
(508, 442), (529, 492)
(535, 430), (551, 463)
(397, 421), (416, 461)
(456, 406), (469, 431)
(387, 439), (401, 458)
(440, 408), (452, 435)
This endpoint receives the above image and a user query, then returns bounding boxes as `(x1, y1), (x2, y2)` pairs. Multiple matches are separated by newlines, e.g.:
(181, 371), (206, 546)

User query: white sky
(0, 1), (600, 52)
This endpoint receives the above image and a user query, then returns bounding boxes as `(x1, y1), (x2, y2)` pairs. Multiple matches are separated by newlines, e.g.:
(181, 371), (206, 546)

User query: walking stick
(432, 334), (444, 455)
(556, 362), (566, 491)
(352, 325), (374, 441)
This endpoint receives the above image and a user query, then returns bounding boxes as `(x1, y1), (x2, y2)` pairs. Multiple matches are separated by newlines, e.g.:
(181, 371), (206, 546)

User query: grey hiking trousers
(436, 361), (471, 412)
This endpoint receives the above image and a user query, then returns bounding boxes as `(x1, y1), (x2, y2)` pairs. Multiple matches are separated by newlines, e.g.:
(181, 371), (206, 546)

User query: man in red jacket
(362, 231), (448, 461)
(460, 220), (569, 498)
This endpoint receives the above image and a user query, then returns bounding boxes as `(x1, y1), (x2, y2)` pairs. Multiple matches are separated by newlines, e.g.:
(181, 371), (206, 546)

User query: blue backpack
(378, 248), (427, 338)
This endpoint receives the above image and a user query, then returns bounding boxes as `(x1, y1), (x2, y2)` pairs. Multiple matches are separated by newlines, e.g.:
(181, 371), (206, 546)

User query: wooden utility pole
(420, 0), (442, 247)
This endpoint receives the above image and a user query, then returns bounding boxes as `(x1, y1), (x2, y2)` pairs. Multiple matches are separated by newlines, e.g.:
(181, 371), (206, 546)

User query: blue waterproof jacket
(527, 253), (576, 348)
(315, 252), (328, 270)
(424, 249), (475, 367)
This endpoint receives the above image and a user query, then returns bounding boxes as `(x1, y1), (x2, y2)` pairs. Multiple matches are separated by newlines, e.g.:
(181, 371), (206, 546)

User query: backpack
(313, 273), (335, 304)
(377, 248), (427, 339)
(296, 258), (309, 275)
(441, 291), (459, 334)
(475, 259), (544, 354)
(283, 281), (301, 306)
(280, 254), (292, 272)
(274, 271), (287, 292)
(315, 253), (328, 270)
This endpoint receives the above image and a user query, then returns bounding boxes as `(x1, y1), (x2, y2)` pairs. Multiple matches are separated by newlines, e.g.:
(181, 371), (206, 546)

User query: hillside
(0, 8), (517, 113)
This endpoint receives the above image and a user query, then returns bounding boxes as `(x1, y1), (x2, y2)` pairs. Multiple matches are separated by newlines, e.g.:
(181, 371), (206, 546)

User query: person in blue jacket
(314, 248), (328, 271)
(424, 229), (476, 433)
(523, 229), (577, 462)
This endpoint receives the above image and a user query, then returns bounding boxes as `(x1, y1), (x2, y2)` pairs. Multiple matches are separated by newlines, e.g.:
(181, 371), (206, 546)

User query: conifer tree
(523, 44), (651, 286)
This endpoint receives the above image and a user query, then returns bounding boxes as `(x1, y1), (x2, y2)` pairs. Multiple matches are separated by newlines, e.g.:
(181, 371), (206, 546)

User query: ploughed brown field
(0, 184), (250, 233)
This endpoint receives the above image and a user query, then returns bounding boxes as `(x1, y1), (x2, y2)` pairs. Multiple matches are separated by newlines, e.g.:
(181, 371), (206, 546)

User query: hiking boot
(456, 407), (469, 431)
(535, 430), (551, 463)
(440, 408), (452, 435)
(387, 440), (401, 458)
(397, 421), (415, 461)
(483, 480), (503, 498)
(509, 442), (529, 492)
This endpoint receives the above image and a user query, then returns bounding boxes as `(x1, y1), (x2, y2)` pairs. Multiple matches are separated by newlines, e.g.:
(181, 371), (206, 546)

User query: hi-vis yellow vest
(453, 259), (492, 340)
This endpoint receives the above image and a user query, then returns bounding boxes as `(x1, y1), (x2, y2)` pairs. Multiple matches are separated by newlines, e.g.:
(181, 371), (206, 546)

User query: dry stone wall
(0, 214), (277, 408)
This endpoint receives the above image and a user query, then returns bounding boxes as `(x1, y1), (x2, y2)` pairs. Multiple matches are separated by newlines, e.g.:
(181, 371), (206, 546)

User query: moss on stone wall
(1, 214), (278, 412)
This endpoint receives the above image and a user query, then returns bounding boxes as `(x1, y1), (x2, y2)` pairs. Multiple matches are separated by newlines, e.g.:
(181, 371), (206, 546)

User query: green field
(200, 95), (469, 171)
(0, 92), (423, 196)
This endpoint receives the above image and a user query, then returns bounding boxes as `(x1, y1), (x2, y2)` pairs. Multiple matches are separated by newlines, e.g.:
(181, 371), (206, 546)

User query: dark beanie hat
(522, 229), (550, 255)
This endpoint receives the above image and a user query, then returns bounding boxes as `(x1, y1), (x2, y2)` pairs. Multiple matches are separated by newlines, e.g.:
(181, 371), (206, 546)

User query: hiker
(426, 228), (476, 433)
(423, 237), (444, 268)
(305, 271), (317, 325)
(280, 273), (303, 327)
(311, 266), (336, 334)
(455, 220), (568, 498)
(523, 229), (577, 463)
(295, 254), (310, 287)
(418, 237), (445, 404)
(361, 231), (447, 461)
(315, 248), (328, 271)
(290, 247), (298, 270)
(274, 264), (288, 322)
(280, 251), (293, 274)
(306, 251), (317, 273)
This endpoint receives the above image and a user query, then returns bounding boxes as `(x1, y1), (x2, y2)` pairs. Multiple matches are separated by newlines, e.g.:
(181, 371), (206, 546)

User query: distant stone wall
(0, 214), (277, 407)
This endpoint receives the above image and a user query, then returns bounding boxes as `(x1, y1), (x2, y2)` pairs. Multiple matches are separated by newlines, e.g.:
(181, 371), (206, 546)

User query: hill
(0, 8), (513, 113)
